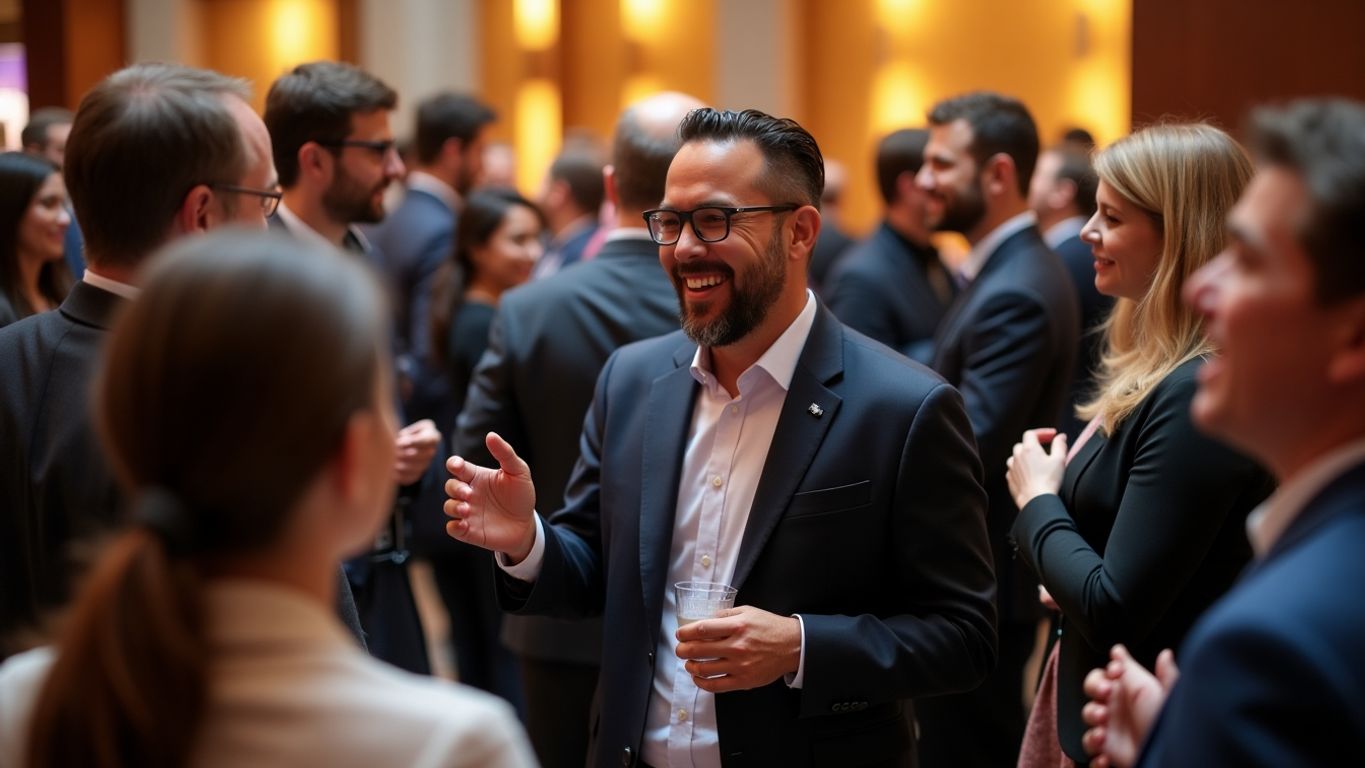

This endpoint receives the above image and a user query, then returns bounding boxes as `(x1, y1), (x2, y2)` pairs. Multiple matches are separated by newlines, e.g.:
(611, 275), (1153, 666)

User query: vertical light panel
(514, 0), (559, 50)
(621, 0), (666, 42)
(515, 78), (562, 196)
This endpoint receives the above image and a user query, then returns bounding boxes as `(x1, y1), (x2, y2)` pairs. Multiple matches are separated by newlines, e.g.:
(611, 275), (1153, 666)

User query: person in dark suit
(265, 61), (442, 674)
(913, 92), (1080, 768)
(1078, 99), (1365, 768)
(531, 138), (605, 280)
(827, 128), (955, 364)
(446, 107), (997, 768)
(0, 64), (374, 658)
(806, 157), (854, 294)
(1006, 123), (1272, 765)
(1029, 144), (1113, 439)
(452, 91), (701, 768)
(364, 92), (495, 372)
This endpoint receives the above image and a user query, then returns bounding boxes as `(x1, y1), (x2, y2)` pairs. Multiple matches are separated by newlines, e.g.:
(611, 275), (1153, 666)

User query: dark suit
(0, 281), (366, 656)
(362, 184), (455, 362)
(826, 221), (955, 365)
(455, 234), (679, 767)
(534, 220), (599, 278)
(497, 305), (997, 767)
(919, 222), (1079, 768)
(1012, 359), (1273, 761)
(1138, 460), (1365, 766)
(807, 221), (855, 296)
(1052, 229), (1114, 439)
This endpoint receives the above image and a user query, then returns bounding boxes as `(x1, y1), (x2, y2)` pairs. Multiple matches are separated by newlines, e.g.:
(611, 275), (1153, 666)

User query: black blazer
(497, 305), (997, 767)
(1138, 461), (1365, 767)
(454, 234), (680, 663)
(826, 221), (954, 365)
(932, 224), (1080, 622)
(0, 281), (367, 656)
(1012, 359), (1273, 761)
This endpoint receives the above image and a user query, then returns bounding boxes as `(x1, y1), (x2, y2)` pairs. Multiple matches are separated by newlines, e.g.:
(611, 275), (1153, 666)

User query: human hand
(1006, 428), (1067, 509)
(1080, 644), (1180, 768)
(674, 605), (802, 694)
(394, 419), (441, 486)
(1039, 584), (1059, 612)
(444, 432), (538, 561)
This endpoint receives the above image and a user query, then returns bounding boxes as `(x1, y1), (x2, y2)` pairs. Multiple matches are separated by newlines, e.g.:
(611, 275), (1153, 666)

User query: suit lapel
(732, 306), (845, 590)
(59, 281), (126, 331)
(1063, 427), (1104, 501)
(638, 341), (700, 636)
(933, 226), (1041, 355)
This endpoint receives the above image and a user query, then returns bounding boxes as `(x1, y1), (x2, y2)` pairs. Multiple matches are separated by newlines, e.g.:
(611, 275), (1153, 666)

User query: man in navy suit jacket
(1080, 98), (1365, 767)
(446, 108), (996, 767)
(914, 92), (1080, 768)
(531, 140), (605, 280)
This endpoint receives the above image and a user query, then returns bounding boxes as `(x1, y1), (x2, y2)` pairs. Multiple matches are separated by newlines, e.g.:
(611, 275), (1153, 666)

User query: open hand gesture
(444, 432), (538, 562)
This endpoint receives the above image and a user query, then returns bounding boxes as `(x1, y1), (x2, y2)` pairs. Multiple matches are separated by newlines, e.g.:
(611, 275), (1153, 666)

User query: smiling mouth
(685, 274), (727, 290)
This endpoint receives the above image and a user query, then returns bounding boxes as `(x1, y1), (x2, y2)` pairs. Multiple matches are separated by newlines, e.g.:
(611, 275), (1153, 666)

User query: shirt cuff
(495, 514), (546, 582)
(784, 614), (807, 688)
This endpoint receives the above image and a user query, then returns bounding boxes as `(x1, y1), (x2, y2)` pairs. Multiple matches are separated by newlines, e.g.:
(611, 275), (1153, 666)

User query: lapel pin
(807, 403), (824, 418)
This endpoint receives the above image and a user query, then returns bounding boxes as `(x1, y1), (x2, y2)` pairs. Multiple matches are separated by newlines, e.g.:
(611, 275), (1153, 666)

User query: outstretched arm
(445, 431), (538, 563)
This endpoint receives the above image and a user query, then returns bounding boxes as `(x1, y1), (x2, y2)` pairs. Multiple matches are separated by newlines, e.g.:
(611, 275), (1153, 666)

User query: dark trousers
(430, 544), (524, 712)
(521, 656), (599, 768)
(914, 618), (1036, 768)
(346, 556), (430, 675)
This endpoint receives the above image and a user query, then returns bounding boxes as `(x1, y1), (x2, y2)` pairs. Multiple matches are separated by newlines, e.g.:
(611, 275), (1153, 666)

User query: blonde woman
(1006, 124), (1275, 766)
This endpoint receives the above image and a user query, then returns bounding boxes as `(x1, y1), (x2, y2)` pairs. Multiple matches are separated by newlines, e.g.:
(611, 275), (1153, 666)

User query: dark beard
(323, 172), (387, 224)
(933, 178), (986, 235)
(673, 234), (787, 348)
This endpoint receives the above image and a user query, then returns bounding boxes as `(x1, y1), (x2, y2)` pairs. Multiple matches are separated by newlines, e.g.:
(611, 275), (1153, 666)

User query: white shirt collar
(276, 200), (370, 253)
(405, 170), (459, 211)
(689, 290), (818, 394)
(1247, 435), (1365, 556)
(1044, 215), (1087, 250)
(605, 226), (654, 243)
(82, 268), (140, 300)
(960, 211), (1037, 281)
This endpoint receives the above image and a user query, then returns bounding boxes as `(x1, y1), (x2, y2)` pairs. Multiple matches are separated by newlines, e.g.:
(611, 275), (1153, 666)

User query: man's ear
(300, 141), (332, 184)
(894, 170), (917, 205)
(788, 204), (822, 263)
(174, 184), (216, 235)
(1050, 178), (1078, 212)
(983, 152), (1018, 199)
(1327, 298), (1365, 385)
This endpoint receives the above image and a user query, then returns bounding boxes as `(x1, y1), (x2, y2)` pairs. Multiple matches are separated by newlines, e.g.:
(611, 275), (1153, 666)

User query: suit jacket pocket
(784, 480), (872, 520)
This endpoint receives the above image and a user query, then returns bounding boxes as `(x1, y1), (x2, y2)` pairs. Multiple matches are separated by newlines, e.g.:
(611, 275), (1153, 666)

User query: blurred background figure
(480, 140), (518, 190)
(827, 128), (955, 363)
(1007, 123), (1272, 766)
(20, 107), (83, 279)
(0, 231), (537, 768)
(1029, 143), (1110, 439)
(806, 156), (854, 294)
(531, 134), (605, 279)
(0, 152), (70, 327)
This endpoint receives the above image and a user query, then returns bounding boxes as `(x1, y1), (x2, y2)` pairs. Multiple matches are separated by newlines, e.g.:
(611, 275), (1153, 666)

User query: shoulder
(841, 325), (947, 394)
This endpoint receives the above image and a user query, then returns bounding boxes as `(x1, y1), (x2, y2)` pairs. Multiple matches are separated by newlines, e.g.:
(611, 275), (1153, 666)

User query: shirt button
(711, 475), (723, 488)
(728, 405), (739, 415)
(700, 554), (712, 568)
(677, 708), (688, 722)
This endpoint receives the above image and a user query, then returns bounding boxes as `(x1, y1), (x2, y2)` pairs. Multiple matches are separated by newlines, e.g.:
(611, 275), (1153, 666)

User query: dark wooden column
(21, 0), (126, 110)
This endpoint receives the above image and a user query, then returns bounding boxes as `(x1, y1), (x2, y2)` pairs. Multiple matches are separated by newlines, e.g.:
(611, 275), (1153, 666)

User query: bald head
(611, 91), (705, 217)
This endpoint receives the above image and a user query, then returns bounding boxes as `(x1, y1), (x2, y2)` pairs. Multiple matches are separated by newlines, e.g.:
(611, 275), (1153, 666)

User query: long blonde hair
(1077, 124), (1252, 434)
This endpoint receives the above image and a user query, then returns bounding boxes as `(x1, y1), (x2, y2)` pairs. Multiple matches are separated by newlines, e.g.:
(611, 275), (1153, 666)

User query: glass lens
(692, 208), (730, 242)
(649, 211), (682, 244)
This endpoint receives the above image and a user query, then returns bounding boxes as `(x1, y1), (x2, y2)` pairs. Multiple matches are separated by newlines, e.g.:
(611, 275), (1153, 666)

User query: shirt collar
(276, 200), (370, 254)
(605, 226), (654, 243)
(689, 289), (818, 394)
(82, 267), (140, 300)
(1247, 435), (1365, 556)
(1044, 215), (1087, 249)
(405, 170), (459, 211)
(960, 210), (1036, 281)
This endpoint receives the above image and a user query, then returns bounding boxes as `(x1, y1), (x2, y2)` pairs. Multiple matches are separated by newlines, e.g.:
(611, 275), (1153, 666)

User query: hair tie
(134, 487), (200, 555)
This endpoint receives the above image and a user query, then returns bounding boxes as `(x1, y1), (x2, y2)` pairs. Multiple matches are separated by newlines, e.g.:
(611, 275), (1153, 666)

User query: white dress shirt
(81, 268), (140, 300)
(1247, 436), (1365, 557)
(958, 210), (1037, 283)
(0, 580), (537, 768)
(502, 291), (819, 768)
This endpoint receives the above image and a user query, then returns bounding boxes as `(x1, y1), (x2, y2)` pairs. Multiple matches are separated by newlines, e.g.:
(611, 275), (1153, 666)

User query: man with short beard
(445, 107), (996, 767)
(264, 61), (441, 675)
(913, 91), (1080, 768)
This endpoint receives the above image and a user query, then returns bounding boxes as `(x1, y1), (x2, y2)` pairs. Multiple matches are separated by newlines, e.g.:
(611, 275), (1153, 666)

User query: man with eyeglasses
(0, 64), (370, 658)
(447, 107), (996, 767)
(264, 61), (441, 676)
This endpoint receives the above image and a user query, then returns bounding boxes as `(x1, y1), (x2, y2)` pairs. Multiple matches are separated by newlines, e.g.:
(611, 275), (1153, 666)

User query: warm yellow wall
(804, 0), (1132, 236)
(198, 0), (341, 112)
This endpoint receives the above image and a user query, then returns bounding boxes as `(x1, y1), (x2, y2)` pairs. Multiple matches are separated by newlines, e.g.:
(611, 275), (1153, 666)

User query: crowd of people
(0, 56), (1362, 768)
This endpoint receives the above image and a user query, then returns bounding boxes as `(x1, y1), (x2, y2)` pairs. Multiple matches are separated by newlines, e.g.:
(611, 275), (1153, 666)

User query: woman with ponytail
(0, 231), (536, 767)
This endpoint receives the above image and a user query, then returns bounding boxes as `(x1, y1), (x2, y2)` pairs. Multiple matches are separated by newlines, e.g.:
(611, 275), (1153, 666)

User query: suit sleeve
(798, 383), (998, 713)
(954, 289), (1056, 473)
(1142, 615), (1355, 767)
(406, 228), (454, 361)
(1012, 372), (1261, 651)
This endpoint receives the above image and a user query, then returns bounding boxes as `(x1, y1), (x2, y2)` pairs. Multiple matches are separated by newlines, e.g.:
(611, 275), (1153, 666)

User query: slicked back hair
(676, 107), (824, 208)
(64, 63), (249, 269)
(265, 61), (397, 188)
(928, 92), (1039, 198)
(875, 128), (929, 205)
(1248, 98), (1365, 306)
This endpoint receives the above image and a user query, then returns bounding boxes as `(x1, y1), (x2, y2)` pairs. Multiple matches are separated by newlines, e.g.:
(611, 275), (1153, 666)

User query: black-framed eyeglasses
(642, 204), (800, 246)
(317, 138), (398, 157)
(210, 183), (282, 217)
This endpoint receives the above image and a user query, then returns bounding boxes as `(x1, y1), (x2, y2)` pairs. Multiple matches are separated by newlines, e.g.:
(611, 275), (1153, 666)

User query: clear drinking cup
(674, 581), (738, 626)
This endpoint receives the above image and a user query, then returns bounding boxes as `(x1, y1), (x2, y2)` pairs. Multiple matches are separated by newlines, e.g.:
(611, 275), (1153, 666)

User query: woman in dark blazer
(1006, 124), (1275, 766)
